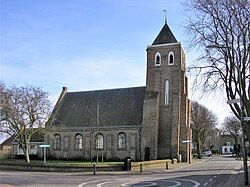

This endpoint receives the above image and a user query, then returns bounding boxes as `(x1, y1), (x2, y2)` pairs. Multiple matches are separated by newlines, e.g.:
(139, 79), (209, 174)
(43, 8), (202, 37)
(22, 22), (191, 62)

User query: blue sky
(0, 0), (232, 132)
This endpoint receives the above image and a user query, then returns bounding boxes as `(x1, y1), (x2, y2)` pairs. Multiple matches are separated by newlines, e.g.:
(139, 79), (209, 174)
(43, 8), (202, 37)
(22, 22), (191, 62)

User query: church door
(145, 147), (150, 161)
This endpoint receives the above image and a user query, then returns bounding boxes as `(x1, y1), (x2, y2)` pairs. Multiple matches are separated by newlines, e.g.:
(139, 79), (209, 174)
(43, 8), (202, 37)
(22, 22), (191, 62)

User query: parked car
(202, 150), (212, 157)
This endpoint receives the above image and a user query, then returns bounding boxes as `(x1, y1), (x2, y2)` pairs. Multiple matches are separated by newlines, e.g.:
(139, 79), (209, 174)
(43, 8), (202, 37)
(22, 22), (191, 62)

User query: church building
(46, 23), (192, 162)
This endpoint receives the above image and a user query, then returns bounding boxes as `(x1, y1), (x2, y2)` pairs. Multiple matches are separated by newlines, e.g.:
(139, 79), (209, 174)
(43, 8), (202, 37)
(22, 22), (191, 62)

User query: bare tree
(222, 116), (241, 147)
(184, 0), (250, 140)
(205, 126), (220, 152)
(191, 101), (218, 159)
(0, 82), (51, 163)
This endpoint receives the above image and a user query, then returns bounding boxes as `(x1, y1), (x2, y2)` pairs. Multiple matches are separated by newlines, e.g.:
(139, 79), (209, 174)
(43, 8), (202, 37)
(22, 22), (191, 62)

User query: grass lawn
(47, 160), (123, 167)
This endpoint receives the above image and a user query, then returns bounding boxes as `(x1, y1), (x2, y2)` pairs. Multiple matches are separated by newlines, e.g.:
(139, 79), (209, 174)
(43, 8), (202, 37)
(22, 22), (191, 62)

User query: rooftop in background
(0, 136), (14, 149)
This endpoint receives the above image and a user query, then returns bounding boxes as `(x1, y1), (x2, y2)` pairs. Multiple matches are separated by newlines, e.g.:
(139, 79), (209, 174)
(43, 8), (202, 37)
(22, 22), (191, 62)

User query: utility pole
(232, 78), (249, 186)
(208, 44), (249, 185)
(90, 131), (92, 165)
(96, 103), (100, 164)
(238, 57), (248, 185)
(242, 118), (248, 186)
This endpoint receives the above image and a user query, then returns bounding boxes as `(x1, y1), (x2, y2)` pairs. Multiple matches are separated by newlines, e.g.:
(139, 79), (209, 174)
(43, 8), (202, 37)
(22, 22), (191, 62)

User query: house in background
(219, 134), (239, 155)
(0, 136), (14, 158)
(221, 142), (234, 155)
(11, 131), (45, 158)
(0, 136), (14, 151)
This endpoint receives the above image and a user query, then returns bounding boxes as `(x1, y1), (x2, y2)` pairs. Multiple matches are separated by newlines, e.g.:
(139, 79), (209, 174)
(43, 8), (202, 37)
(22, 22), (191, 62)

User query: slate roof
(152, 23), (178, 45)
(0, 136), (14, 149)
(53, 86), (146, 127)
(12, 131), (45, 142)
(30, 131), (44, 142)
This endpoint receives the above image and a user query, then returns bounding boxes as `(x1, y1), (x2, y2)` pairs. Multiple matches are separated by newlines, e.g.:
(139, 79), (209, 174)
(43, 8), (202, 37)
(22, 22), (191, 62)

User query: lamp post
(237, 59), (248, 185)
(227, 99), (248, 185)
(182, 140), (191, 164)
(207, 45), (249, 185)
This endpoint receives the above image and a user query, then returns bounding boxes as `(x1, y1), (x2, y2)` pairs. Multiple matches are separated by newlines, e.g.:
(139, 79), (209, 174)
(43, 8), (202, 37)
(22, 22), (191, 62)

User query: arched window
(95, 133), (104, 149)
(75, 134), (83, 150)
(168, 51), (174, 65)
(53, 134), (61, 151)
(155, 52), (161, 66)
(165, 80), (169, 106)
(118, 133), (126, 149)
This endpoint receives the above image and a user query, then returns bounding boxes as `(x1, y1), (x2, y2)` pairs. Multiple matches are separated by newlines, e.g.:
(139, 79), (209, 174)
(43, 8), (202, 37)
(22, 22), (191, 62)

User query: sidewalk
(225, 166), (250, 187)
(130, 157), (210, 174)
(129, 157), (250, 186)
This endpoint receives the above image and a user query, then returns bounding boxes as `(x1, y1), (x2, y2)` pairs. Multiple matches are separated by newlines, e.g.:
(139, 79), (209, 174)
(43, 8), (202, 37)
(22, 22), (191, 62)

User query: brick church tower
(141, 23), (191, 162)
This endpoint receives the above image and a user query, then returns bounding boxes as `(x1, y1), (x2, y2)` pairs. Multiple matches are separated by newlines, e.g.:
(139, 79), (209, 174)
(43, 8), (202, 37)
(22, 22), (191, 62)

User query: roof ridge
(66, 86), (146, 94)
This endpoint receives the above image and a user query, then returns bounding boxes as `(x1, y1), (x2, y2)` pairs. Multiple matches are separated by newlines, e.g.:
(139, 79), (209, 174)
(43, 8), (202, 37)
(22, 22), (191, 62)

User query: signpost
(243, 117), (250, 121)
(226, 98), (241, 105)
(39, 144), (50, 164)
(181, 140), (191, 164)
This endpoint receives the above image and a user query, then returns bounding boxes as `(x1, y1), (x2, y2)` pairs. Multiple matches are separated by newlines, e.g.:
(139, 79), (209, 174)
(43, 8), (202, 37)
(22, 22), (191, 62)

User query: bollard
(93, 164), (96, 175)
(178, 154), (182, 163)
(189, 158), (192, 164)
(140, 162), (143, 172)
(166, 162), (169, 170)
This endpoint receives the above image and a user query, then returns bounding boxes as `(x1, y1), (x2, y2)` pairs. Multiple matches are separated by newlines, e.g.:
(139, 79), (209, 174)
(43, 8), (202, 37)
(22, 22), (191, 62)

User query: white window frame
(75, 134), (83, 150)
(95, 133), (104, 149)
(17, 144), (38, 155)
(118, 133), (126, 149)
(53, 134), (61, 151)
(165, 80), (169, 106)
(168, 51), (174, 65)
(29, 144), (37, 155)
(18, 144), (24, 155)
(155, 52), (161, 66)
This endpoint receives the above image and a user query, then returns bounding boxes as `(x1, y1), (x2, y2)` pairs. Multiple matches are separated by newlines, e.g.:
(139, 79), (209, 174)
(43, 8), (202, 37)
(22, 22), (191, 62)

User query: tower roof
(152, 23), (178, 45)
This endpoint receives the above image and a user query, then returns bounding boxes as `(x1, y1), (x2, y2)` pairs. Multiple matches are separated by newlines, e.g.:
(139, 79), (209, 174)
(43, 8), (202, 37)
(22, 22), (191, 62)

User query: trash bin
(123, 157), (131, 171)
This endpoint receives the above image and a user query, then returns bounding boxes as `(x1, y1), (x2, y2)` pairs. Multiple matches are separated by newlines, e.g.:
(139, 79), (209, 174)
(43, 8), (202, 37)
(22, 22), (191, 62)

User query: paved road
(0, 156), (247, 187)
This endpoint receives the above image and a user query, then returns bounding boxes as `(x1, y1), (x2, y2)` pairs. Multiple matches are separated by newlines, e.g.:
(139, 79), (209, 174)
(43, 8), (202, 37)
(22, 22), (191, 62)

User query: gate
(145, 147), (150, 161)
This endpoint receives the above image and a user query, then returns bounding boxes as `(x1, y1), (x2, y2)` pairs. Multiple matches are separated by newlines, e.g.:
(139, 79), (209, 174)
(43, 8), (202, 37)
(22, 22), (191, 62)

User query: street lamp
(227, 98), (248, 185)
(182, 140), (192, 164)
(207, 45), (249, 185)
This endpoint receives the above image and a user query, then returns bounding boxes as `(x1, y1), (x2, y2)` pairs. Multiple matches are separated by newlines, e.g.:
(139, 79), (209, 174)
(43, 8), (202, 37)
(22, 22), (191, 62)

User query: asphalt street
(0, 156), (248, 187)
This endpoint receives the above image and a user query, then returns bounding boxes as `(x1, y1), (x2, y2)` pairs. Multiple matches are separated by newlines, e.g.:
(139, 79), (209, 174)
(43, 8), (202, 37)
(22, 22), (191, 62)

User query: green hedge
(0, 159), (124, 172)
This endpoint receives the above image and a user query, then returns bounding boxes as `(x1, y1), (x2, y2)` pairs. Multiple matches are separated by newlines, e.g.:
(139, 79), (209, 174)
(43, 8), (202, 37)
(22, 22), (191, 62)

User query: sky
(0, 0), (233, 139)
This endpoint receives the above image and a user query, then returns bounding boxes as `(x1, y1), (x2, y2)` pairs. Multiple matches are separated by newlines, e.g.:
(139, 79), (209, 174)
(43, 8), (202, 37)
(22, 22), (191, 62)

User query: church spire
(163, 10), (167, 24)
(152, 23), (178, 45)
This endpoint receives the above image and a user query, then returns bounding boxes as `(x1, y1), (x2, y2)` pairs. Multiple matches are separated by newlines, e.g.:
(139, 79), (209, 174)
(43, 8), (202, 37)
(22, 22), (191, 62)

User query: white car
(202, 151), (212, 157)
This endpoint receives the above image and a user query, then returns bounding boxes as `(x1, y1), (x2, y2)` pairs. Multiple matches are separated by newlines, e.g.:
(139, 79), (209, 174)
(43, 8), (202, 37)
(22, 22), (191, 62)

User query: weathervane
(163, 10), (167, 24)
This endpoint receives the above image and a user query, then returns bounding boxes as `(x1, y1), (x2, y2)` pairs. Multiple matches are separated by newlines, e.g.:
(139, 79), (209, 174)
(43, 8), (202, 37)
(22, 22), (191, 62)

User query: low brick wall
(0, 159), (180, 172)
(0, 150), (11, 159)
(131, 159), (173, 171)
(172, 158), (178, 164)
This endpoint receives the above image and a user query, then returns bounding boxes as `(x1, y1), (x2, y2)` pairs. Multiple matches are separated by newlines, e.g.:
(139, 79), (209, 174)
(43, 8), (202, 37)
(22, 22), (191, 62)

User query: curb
(0, 158), (210, 174)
